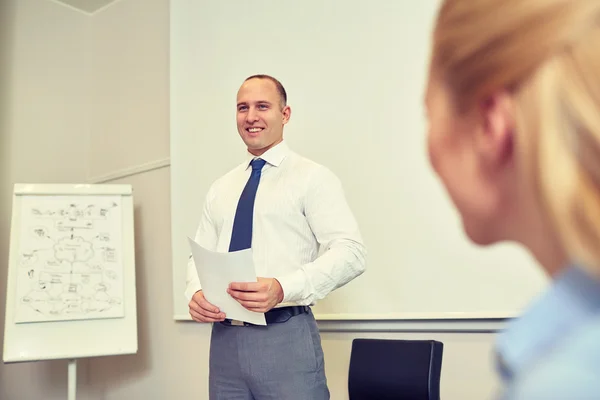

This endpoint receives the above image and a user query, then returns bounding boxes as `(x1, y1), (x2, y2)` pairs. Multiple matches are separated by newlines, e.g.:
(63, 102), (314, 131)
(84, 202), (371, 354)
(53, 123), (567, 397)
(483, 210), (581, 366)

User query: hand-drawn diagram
(15, 195), (124, 324)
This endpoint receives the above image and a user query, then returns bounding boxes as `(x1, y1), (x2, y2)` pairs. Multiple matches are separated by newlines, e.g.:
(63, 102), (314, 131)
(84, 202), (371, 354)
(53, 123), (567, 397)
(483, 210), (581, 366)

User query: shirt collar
(495, 265), (600, 382)
(244, 140), (289, 169)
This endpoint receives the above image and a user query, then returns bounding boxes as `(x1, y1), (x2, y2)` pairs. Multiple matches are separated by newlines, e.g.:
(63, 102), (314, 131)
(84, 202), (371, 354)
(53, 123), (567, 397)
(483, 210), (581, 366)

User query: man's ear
(476, 92), (515, 169)
(282, 105), (291, 125)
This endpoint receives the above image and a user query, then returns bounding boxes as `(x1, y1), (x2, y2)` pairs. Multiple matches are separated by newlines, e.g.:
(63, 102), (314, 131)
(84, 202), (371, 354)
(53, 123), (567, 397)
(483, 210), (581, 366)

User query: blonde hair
(432, 0), (600, 274)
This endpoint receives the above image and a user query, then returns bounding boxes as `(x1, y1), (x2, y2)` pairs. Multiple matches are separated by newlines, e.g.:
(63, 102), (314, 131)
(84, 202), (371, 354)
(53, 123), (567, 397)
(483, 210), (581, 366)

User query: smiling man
(185, 74), (367, 400)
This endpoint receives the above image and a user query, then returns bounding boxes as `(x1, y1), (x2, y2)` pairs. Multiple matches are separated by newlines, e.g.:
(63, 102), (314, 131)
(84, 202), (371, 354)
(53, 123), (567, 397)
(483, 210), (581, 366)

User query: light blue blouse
(495, 266), (600, 399)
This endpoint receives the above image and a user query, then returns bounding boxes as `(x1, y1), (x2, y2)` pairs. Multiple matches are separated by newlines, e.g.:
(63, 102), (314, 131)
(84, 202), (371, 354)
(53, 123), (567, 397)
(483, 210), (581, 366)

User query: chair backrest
(348, 338), (444, 400)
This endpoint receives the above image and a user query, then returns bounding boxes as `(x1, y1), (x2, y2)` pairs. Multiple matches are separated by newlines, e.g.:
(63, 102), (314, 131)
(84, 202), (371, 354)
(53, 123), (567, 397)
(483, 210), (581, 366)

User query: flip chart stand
(68, 359), (77, 400)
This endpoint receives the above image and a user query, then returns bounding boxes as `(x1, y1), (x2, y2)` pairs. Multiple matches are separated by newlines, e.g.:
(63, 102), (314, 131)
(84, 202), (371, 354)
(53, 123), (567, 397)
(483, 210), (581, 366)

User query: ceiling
(53, 0), (117, 14)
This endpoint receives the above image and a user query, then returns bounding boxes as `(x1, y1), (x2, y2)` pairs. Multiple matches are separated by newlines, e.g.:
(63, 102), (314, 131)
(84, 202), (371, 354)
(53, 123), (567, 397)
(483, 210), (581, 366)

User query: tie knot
(250, 158), (266, 171)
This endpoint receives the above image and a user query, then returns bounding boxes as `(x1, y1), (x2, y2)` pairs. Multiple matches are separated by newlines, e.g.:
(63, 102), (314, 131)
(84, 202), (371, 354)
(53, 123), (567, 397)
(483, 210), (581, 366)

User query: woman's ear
(476, 92), (516, 170)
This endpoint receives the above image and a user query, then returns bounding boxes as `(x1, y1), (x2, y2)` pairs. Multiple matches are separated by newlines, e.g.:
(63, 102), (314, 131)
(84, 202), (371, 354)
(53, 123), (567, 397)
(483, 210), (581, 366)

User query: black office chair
(348, 338), (444, 400)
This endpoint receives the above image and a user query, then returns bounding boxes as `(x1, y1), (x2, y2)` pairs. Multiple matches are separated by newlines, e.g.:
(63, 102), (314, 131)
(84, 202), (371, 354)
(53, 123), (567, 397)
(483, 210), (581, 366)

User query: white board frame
(3, 183), (138, 363)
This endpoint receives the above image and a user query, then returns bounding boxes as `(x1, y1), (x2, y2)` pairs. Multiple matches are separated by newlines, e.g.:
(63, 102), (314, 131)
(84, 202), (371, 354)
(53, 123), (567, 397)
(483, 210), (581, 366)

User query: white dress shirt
(185, 140), (367, 307)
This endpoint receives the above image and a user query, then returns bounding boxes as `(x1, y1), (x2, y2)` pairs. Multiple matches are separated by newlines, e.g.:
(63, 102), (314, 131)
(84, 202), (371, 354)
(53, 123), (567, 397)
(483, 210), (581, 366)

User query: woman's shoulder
(509, 315), (600, 399)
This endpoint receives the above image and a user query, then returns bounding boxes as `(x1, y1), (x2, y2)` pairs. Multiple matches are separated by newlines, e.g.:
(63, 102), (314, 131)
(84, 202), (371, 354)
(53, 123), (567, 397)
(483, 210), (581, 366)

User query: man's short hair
(244, 74), (287, 109)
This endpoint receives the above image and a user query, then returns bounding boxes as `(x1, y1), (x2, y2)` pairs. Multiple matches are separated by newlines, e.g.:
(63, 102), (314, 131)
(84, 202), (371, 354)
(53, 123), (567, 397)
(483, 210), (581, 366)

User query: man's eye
(238, 106), (247, 112)
(258, 105), (268, 110)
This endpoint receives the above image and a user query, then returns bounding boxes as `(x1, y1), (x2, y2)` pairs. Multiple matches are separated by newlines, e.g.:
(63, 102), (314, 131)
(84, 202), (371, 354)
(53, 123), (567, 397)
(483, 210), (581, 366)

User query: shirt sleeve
(276, 166), (367, 304)
(184, 185), (218, 302)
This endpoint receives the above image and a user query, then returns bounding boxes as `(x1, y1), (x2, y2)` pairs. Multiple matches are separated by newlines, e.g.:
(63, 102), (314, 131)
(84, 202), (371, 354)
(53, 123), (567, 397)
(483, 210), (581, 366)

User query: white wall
(0, 1), (91, 399)
(0, 1), (502, 399)
(87, 0), (169, 181)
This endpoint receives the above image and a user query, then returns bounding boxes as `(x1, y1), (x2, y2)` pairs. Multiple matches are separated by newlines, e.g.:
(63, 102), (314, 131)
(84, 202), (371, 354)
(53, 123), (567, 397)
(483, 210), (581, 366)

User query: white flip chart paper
(187, 237), (266, 326)
(16, 195), (125, 324)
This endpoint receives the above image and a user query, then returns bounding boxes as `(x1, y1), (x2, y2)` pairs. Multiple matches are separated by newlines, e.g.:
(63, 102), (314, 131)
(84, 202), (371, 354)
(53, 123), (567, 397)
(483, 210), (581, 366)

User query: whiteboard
(169, 0), (549, 321)
(3, 184), (137, 363)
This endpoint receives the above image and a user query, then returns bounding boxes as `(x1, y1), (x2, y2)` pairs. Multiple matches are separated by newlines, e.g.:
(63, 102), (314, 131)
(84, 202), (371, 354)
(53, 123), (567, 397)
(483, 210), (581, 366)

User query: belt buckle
(230, 319), (244, 326)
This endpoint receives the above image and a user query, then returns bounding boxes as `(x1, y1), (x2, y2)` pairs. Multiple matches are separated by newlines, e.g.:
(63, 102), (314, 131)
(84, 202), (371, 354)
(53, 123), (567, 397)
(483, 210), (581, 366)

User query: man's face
(236, 78), (291, 156)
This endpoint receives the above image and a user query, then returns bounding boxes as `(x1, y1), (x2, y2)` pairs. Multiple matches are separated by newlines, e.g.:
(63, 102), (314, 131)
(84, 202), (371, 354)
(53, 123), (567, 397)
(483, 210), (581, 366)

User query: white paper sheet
(187, 237), (266, 325)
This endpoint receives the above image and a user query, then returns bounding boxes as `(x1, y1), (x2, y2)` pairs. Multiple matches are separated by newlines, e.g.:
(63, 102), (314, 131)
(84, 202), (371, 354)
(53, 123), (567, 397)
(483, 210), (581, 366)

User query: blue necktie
(229, 158), (267, 252)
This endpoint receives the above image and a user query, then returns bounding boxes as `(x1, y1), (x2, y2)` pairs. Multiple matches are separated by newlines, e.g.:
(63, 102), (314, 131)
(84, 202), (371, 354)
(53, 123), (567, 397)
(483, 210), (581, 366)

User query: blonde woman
(425, 0), (600, 398)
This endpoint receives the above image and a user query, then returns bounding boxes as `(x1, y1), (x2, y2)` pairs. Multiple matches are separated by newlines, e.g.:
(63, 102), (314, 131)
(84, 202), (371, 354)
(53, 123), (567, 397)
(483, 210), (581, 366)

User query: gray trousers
(209, 309), (330, 400)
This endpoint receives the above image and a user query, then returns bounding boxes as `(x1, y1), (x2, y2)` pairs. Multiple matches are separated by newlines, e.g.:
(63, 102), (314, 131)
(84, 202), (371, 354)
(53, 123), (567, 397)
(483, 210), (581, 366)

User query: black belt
(220, 306), (310, 327)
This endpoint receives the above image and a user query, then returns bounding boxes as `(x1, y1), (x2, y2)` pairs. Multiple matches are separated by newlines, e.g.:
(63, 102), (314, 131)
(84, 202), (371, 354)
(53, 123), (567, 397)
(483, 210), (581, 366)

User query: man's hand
(188, 290), (226, 323)
(227, 277), (284, 313)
